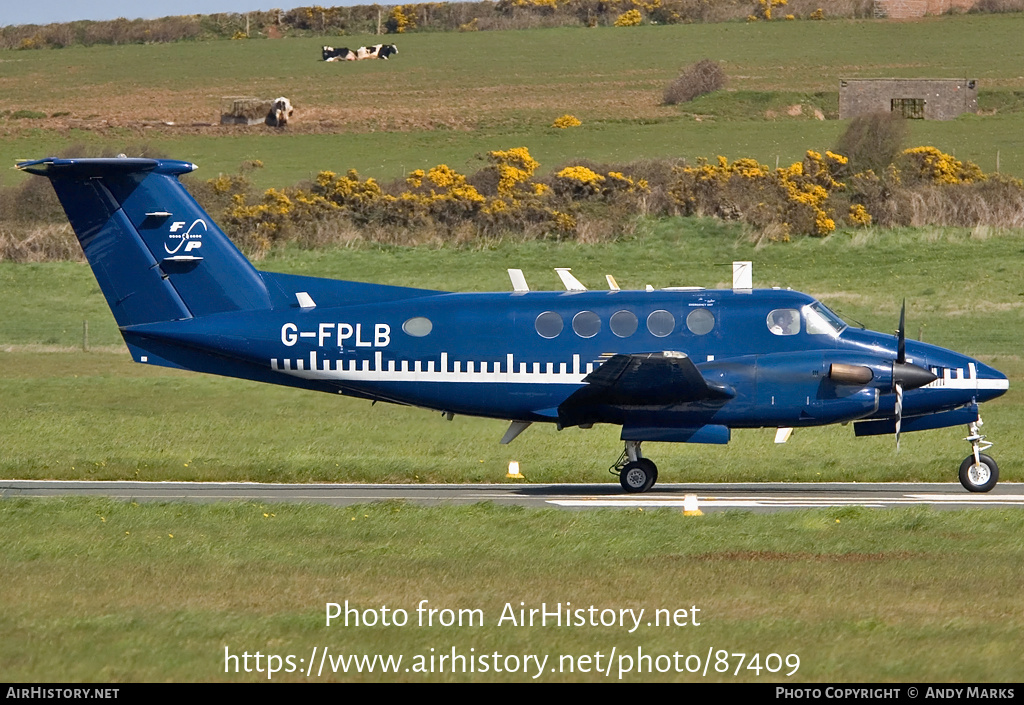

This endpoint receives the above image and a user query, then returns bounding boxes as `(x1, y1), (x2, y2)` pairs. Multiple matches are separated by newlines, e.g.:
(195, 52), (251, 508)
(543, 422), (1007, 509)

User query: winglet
(554, 268), (587, 291)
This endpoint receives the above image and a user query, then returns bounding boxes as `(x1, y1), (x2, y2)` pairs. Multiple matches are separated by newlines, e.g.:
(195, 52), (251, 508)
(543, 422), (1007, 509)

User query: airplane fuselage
(121, 282), (1007, 435)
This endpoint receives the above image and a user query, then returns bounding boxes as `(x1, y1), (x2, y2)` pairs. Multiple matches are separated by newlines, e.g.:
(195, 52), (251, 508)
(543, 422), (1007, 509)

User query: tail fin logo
(165, 219), (207, 254)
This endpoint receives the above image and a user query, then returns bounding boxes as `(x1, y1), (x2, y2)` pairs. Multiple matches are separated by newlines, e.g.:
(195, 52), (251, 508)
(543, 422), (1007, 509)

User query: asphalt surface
(2, 480), (1024, 512)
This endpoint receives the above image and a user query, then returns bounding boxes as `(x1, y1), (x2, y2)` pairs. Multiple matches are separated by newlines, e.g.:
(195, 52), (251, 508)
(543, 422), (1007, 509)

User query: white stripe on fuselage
(271, 351), (590, 384)
(269, 354), (1010, 390)
(923, 364), (1009, 391)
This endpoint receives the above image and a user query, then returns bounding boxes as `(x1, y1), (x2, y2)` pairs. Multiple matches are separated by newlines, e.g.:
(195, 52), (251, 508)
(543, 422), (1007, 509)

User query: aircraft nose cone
(893, 361), (938, 390)
(975, 360), (1010, 401)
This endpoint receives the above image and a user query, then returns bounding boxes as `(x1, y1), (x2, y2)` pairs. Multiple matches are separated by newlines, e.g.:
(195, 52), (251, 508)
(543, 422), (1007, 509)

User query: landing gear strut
(612, 440), (658, 493)
(960, 416), (998, 492)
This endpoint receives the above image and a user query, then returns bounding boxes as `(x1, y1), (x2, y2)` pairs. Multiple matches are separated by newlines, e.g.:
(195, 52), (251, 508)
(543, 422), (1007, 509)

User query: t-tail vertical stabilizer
(17, 157), (272, 326)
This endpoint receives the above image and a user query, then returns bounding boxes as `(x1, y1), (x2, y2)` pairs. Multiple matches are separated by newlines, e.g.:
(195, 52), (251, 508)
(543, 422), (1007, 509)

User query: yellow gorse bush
(385, 5), (417, 33)
(210, 142), (1016, 254)
(614, 9), (642, 25)
(670, 151), (846, 236)
(901, 146), (984, 185)
(488, 147), (540, 199)
(552, 114), (582, 129)
(848, 204), (872, 227)
(220, 147), (618, 247)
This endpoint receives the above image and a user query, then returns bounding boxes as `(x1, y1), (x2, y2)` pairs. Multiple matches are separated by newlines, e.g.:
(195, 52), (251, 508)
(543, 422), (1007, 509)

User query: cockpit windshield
(803, 301), (848, 336)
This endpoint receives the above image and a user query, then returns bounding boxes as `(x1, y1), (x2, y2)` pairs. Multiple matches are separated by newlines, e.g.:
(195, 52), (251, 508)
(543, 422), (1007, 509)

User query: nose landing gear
(960, 416), (998, 492)
(612, 440), (659, 493)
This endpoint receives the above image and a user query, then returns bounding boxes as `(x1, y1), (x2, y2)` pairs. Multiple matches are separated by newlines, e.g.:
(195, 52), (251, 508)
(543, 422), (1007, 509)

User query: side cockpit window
(767, 308), (800, 336)
(804, 302), (847, 336)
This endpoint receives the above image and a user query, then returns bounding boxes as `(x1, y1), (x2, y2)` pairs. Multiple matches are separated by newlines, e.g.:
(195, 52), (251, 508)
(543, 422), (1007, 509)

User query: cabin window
(767, 308), (801, 336)
(535, 311), (564, 339)
(572, 311), (601, 338)
(402, 317), (433, 337)
(610, 310), (638, 338)
(686, 308), (715, 336)
(647, 310), (675, 337)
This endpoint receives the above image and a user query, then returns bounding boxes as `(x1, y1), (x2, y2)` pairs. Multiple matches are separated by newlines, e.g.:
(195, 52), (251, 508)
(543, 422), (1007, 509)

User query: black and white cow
(265, 97), (294, 127)
(322, 45), (356, 62)
(357, 44), (398, 60)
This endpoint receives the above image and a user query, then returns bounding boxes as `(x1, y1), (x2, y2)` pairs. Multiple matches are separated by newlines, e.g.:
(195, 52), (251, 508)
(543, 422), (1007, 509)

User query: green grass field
(3, 15), (1024, 188)
(2, 498), (1023, 682)
(3, 14), (1024, 683)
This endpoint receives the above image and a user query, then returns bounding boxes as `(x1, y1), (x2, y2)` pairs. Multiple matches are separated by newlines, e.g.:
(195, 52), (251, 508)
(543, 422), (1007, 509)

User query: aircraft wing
(558, 352), (734, 426)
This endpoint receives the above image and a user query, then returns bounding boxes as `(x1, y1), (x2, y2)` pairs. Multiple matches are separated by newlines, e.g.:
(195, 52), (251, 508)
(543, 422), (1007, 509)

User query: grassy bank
(3, 17), (1024, 188)
(1, 498), (1022, 681)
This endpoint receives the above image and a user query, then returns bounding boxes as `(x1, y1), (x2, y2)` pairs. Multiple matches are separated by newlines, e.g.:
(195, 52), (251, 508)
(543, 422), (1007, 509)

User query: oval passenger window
(535, 311), (564, 339)
(402, 317), (433, 337)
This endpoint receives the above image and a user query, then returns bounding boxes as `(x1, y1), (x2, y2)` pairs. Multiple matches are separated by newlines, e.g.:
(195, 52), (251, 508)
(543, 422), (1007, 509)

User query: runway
(2, 480), (1023, 513)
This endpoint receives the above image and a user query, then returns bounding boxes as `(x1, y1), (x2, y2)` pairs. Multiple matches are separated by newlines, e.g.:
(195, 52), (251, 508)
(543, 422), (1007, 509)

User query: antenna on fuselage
(555, 268), (587, 291)
(507, 269), (530, 292)
(606, 275), (620, 291)
(732, 261), (752, 290)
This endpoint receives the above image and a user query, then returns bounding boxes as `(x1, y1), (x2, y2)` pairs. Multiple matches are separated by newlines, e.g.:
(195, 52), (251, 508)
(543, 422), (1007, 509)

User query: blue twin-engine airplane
(19, 156), (1010, 493)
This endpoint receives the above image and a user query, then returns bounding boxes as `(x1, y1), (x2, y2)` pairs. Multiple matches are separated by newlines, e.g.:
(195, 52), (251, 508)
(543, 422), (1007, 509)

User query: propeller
(895, 381), (903, 451)
(895, 299), (905, 451)
(890, 300), (939, 450)
(896, 298), (906, 364)
(826, 300), (936, 451)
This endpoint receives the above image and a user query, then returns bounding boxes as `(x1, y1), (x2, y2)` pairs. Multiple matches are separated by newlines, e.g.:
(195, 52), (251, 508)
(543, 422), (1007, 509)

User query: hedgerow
(2, 144), (1022, 261)
(0, 0), (915, 49)
(194, 144), (1023, 258)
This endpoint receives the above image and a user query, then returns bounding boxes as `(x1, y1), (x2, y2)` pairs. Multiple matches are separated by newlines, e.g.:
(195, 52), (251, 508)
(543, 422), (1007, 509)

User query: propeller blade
(896, 299), (906, 364)
(895, 382), (903, 451)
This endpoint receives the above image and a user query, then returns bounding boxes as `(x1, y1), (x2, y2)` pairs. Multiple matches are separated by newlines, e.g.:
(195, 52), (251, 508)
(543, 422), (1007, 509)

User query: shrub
(750, 0), (790, 20)
(614, 9), (643, 25)
(664, 59), (727, 106)
(552, 114), (581, 128)
(898, 146), (985, 185)
(386, 6), (418, 33)
(833, 111), (907, 175)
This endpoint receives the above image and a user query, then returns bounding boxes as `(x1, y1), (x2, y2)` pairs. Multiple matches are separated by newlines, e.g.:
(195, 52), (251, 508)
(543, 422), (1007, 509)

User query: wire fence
(0, 317), (123, 351)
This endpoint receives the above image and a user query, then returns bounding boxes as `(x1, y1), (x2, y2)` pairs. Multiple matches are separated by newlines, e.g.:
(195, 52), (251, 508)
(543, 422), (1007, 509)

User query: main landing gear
(612, 440), (658, 493)
(960, 416), (998, 492)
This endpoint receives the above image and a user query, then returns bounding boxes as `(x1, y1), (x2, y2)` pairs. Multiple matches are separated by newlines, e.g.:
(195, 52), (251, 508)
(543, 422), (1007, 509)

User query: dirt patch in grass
(686, 550), (924, 562)
(1, 70), (678, 137)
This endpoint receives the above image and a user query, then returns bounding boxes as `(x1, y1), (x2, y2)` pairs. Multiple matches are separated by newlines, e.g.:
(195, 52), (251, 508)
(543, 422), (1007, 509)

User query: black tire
(619, 459), (658, 493)
(959, 453), (999, 493)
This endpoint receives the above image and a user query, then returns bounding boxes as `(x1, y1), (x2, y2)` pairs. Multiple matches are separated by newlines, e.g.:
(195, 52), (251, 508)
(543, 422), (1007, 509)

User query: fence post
(82, 320), (89, 352)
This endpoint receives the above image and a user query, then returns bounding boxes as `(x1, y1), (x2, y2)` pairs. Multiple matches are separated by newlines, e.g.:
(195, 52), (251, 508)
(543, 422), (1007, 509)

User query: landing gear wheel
(959, 453), (998, 493)
(620, 459), (658, 493)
